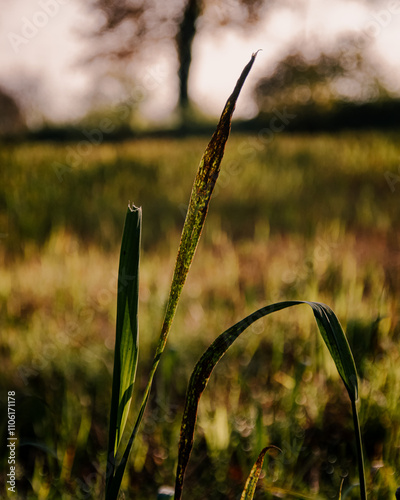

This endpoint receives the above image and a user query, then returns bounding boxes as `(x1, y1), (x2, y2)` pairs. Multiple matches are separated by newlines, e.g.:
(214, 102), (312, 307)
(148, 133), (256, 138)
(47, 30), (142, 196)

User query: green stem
(130, 50), (260, 446)
(351, 398), (367, 499)
(108, 53), (260, 498)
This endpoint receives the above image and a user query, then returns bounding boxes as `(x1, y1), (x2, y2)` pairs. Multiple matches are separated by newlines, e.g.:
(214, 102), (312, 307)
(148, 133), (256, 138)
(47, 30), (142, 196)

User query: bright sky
(1, 0), (400, 124)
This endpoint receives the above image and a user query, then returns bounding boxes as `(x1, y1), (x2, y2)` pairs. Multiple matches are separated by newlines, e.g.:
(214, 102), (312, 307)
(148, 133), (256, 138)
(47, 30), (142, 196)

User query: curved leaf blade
(306, 301), (358, 401)
(174, 300), (358, 499)
(240, 446), (281, 500)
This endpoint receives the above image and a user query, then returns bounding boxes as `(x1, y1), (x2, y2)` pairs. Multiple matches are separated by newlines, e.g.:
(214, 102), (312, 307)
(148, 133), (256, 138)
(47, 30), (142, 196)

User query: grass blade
(174, 300), (360, 499)
(108, 53), (259, 498)
(308, 302), (358, 401)
(338, 477), (344, 499)
(106, 205), (141, 497)
(240, 446), (281, 500)
(154, 51), (260, 364)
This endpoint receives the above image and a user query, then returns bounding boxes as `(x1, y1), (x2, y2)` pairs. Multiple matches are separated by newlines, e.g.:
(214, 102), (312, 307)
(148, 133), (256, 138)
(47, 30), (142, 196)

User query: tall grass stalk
(351, 399), (367, 498)
(173, 301), (364, 499)
(105, 52), (369, 500)
(105, 53), (259, 499)
(240, 446), (281, 500)
(106, 205), (141, 498)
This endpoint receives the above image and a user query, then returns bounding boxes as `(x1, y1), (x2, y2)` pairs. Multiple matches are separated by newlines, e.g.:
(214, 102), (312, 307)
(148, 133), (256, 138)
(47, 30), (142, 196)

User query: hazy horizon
(2, 0), (400, 126)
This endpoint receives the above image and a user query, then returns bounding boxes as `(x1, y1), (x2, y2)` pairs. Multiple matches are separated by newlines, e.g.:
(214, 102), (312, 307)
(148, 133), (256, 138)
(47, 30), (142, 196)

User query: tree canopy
(88, 0), (269, 117)
(255, 35), (395, 114)
(0, 87), (25, 137)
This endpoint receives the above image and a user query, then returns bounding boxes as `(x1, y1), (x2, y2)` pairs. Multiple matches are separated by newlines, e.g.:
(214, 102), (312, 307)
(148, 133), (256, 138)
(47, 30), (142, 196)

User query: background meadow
(0, 131), (399, 498)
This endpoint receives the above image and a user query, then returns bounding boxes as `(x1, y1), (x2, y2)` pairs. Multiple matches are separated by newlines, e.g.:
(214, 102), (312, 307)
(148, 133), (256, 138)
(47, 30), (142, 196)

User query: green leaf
(108, 53), (260, 500)
(240, 446), (281, 500)
(351, 398), (367, 499)
(154, 51), (260, 361)
(174, 300), (359, 499)
(106, 205), (141, 497)
(309, 302), (358, 401)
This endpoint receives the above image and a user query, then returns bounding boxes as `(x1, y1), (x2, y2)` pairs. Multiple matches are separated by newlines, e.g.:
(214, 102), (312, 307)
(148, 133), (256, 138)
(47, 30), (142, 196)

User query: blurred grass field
(0, 131), (399, 499)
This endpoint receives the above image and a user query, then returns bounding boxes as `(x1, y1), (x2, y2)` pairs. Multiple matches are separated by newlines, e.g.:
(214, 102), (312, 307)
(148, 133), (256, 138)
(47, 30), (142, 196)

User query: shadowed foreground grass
(0, 131), (399, 498)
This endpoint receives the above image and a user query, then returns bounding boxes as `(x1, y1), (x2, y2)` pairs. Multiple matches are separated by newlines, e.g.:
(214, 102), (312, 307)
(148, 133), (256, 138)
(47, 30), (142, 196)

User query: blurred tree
(255, 35), (394, 114)
(88, 0), (269, 118)
(0, 87), (25, 137)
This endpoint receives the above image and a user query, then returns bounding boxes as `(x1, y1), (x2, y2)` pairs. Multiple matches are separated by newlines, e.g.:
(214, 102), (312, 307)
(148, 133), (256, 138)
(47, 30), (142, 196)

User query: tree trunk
(175, 0), (202, 114)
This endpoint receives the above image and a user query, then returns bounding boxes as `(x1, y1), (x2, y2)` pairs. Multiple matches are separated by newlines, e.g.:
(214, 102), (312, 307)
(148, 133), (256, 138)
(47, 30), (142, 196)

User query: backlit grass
(0, 131), (399, 498)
